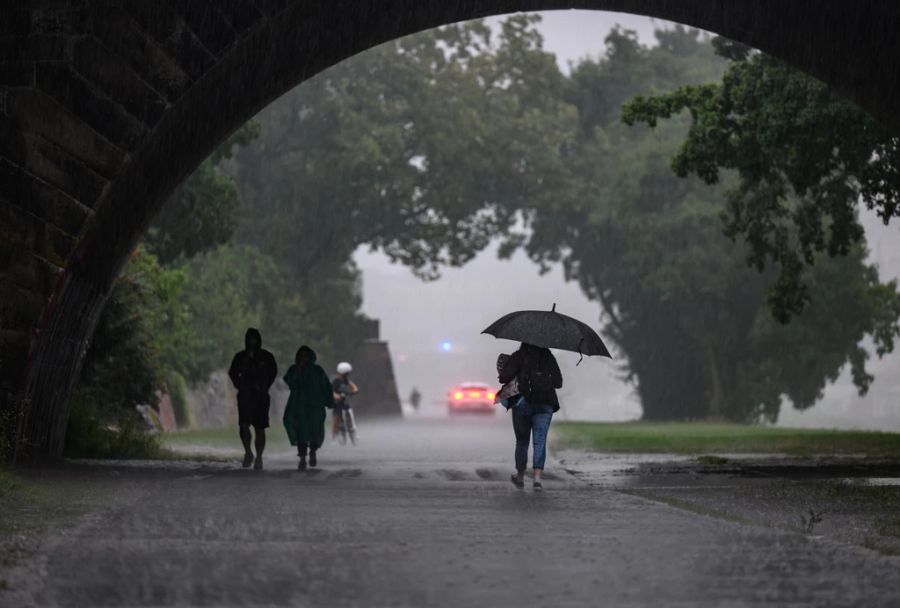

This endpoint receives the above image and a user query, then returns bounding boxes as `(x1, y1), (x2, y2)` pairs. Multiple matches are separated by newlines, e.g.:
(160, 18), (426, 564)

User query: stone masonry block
(0, 119), (109, 207)
(0, 248), (61, 296)
(72, 37), (168, 126)
(30, 7), (88, 35)
(166, 0), (238, 57)
(254, 0), (294, 18)
(0, 279), (49, 333)
(90, 8), (192, 103)
(8, 88), (124, 179)
(0, 62), (36, 87)
(0, 157), (92, 234)
(128, 0), (216, 81)
(0, 10), (32, 37)
(0, 198), (77, 268)
(0, 35), (66, 61)
(206, 0), (263, 35)
(36, 63), (146, 149)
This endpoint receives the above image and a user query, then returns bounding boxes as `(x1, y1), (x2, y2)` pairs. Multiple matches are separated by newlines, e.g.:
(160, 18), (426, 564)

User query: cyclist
(332, 362), (360, 444)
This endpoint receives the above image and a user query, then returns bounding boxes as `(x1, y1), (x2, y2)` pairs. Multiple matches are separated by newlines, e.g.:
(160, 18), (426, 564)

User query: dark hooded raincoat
(228, 328), (278, 428)
(282, 347), (334, 449)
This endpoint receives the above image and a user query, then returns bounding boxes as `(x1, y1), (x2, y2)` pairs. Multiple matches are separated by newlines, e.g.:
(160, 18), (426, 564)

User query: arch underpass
(2, 0), (899, 462)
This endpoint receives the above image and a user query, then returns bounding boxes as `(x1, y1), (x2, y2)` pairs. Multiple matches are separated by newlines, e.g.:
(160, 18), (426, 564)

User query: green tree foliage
(229, 14), (574, 281)
(145, 123), (259, 265)
(145, 161), (239, 265)
(622, 43), (900, 321)
(178, 243), (354, 381)
(510, 28), (900, 421)
(74, 248), (190, 417)
(213, 15), (575, 372)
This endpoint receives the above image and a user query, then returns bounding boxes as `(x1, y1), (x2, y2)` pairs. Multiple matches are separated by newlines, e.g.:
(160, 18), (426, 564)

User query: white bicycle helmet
(336, 362), (353, 374)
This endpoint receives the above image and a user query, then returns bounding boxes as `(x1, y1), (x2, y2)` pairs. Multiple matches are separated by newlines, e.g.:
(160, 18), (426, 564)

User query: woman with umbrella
(484, 304), (611, 491)
(498, 343), (562, 492)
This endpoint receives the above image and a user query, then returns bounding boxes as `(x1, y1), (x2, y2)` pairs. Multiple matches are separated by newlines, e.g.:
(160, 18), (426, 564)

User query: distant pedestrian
(332, 362), (359, 444)
(283, 345), (334, 470)
(409, 387), (422, 411)
(498, 343), (563, 491)
(228, 328), (278, 470)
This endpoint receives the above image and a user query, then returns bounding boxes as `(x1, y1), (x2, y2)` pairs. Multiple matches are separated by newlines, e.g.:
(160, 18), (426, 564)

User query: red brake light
(487, 392), (496, 400)
(469, 391), (482, 398)
(453, 391), (464, 400)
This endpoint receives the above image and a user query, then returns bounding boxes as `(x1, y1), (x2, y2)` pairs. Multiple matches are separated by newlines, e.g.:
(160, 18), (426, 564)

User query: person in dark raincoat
(228, 328), (278, 470)
(409, 387), (422, 411)
(498, 342), (563, 491)
(283, 345), (334, 470)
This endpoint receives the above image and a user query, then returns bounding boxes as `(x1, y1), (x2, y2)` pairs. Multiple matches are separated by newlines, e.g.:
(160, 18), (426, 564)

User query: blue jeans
(512, 400), (554, 471)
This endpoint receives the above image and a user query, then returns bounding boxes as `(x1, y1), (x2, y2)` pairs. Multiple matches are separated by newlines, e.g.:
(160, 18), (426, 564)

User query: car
(447, 382), (497, 415)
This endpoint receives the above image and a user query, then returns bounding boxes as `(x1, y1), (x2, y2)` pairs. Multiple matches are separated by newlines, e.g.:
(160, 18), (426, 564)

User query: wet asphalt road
(13, 417), (900, 607)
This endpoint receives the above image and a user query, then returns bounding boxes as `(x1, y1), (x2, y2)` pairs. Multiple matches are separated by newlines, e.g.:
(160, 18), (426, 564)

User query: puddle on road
(556, 449), (900, 491)
(841, 477), (900, 487)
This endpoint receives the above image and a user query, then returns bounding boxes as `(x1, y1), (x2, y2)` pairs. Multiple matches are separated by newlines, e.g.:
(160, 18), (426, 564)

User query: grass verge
(163, 427), (291, 452)
(0, 469), (19, 500)
(627, 480), (900, 557)
(0, 468), (116, 582)
(64, 396), (163, 460)
(554, 421), (900, 457)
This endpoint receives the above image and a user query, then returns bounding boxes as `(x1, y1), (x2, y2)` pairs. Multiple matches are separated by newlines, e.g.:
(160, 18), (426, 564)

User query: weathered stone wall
(2, 1), (899, 460)
(183, 371), (239, 430)
(349, 341), (403, 418)
(182, 373), (289, 430)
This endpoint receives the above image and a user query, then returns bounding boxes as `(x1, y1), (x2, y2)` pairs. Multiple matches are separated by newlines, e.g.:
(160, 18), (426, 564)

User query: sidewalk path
(8, 418), (900, 607)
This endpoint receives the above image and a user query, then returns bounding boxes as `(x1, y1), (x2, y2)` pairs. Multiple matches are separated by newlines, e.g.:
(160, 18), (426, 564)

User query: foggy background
(354, 10), (900, 429)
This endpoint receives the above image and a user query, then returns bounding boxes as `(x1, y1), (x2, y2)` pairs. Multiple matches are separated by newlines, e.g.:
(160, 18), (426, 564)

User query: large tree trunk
(635, 351), (711, 421)
(616, 304), (712, 421)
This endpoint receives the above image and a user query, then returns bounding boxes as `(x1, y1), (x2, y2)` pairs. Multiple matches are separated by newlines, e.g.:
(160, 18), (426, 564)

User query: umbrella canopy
(482, 304), (611, 360)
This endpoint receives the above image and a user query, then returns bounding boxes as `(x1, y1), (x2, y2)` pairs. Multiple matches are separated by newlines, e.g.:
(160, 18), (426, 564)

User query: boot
(297, 444), (307, 471)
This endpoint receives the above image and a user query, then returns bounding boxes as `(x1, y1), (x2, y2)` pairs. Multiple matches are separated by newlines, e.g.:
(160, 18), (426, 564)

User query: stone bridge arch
(2, 1), (899, 461)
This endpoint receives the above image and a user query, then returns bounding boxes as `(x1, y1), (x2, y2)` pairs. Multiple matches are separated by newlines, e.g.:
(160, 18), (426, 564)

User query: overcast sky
(354, 10), (900, 429)
(523, 9), (662, 71)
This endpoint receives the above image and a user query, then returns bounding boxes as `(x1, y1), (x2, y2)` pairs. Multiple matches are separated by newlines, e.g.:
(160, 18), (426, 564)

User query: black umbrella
(482, 304), (611, 363)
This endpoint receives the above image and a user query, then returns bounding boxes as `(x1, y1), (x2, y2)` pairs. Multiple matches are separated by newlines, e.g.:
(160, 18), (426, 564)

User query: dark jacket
(228, 349), (278, 406)
(499, 345), (563, 412)
(333, 376), (354, 409)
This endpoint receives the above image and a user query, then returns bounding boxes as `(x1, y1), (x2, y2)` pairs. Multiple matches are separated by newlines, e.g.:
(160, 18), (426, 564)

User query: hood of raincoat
(245, 327), (262, 351)
(296, 345), (317, 364)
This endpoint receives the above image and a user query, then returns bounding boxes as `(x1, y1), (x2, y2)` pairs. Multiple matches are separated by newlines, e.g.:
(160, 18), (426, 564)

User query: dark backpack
(518, 355), (554, 403)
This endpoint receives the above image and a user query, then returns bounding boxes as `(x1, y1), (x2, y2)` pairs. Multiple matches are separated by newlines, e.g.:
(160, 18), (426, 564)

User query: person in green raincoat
(283, 345), (334, 470)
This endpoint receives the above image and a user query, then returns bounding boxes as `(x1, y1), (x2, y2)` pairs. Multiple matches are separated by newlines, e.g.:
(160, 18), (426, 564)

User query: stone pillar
(349, 339), (402, 418)
(16, 267), (109, 463)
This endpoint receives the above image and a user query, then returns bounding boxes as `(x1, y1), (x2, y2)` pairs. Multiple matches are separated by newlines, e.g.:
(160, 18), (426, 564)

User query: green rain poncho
(282, 347), (334, 449)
